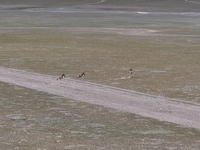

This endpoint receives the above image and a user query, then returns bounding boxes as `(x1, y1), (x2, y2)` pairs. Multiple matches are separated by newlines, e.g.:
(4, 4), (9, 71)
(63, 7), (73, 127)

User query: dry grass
(0, 5), (200, 149)
(0, 82), (200, 149)
(0, 25), (200, 102)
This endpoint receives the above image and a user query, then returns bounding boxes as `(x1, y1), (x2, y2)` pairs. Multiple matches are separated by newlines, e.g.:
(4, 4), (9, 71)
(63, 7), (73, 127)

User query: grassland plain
(0, 11), (200, 102)
(0, 81), (200, 150)
(0, 0), (200, 149)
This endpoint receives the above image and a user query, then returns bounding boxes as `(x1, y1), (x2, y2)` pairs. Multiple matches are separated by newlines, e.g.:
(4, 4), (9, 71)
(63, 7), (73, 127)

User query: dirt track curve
(0, 67), (200, 130)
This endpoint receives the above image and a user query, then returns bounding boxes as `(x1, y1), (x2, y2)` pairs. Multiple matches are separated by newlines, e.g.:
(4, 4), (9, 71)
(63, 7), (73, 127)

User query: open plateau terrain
(0, 0), (200, 149)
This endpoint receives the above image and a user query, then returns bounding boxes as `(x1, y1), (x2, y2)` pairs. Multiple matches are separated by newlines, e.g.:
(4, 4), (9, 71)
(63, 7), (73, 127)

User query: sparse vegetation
(0, 0), (200, 149)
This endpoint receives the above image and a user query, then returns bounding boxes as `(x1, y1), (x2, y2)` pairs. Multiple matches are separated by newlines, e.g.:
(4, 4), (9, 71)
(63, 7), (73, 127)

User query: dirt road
(0, 67), (200, 130)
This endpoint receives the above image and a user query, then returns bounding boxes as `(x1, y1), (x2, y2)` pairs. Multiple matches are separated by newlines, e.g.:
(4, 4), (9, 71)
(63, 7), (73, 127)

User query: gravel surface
(0, 67), (200, 130)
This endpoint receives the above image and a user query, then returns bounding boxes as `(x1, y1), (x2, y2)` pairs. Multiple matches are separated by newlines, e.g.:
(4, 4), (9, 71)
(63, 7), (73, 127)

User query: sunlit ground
(0, 7), (200, 149)
(0, 10), (200, 102)
(0, 82), (200, 149)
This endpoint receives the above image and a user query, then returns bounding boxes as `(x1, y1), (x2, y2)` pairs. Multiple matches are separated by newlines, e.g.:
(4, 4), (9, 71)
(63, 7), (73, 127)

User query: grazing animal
(57, 74), (65, 80)
(78, 72), (85, 79)
(128, 69), (133, 78)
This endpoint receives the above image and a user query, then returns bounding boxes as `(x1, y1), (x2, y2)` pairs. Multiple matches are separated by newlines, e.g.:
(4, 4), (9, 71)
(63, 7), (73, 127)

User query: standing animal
(78, 72), (85, 79)
(57, 74), (65, 80)
(128, 69), (133, 78)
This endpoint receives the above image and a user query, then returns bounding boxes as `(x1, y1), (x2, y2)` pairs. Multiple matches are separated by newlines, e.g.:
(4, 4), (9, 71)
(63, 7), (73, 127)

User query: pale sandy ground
(0, 67), (200, 130)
